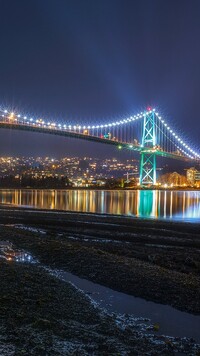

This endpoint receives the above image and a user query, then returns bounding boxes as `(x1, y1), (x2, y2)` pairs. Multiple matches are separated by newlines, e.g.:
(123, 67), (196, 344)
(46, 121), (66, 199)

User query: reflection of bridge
(0, 107), (199, 185)
(0, 189), (200, 220)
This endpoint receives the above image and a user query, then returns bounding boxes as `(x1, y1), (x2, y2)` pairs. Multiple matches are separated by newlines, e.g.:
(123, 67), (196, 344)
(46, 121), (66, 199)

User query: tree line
(0, 175), (71, 188)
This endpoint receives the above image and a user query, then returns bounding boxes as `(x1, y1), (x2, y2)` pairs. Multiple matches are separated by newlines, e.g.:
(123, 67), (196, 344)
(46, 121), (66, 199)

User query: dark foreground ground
(0, 205), (200, 355)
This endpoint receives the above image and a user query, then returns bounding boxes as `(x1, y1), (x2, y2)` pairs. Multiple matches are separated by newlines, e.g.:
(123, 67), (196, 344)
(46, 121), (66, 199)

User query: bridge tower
(139, 111), (156, 185)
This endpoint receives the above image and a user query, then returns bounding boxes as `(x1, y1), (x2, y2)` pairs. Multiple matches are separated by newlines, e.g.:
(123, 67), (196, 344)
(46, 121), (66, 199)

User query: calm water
(0, 189), (200, 221)
(54, 270), (200, 342)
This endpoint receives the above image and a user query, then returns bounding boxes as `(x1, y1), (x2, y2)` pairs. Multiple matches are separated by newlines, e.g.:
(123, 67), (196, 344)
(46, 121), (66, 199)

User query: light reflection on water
(0, 241), (35, 263)
(0, 189), (200, 221)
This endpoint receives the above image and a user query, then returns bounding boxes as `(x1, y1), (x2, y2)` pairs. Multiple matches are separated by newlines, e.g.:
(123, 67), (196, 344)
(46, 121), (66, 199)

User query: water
(52, 270), (200, 342)
(0, 240), (35, 263)
(0, 189), (200, 221)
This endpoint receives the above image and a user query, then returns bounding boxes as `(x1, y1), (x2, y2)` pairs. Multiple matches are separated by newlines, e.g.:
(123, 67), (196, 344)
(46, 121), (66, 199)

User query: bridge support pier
(139, 151), (156, 185)
(139, 111), (157, 186)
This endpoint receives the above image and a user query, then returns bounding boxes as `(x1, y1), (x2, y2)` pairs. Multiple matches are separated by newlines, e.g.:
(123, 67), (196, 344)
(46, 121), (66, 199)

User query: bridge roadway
(0, 120), (190, 162)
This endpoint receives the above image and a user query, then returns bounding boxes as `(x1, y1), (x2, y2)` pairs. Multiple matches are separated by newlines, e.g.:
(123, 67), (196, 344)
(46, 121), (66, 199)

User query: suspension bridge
(0, 107), (199, 185)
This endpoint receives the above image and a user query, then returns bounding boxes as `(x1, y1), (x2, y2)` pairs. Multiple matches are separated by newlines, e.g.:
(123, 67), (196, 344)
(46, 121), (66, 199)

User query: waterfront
(0, 189), (200, 221)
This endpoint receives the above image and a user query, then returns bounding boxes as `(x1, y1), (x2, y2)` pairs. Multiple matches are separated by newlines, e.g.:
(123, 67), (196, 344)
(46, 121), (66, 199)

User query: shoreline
(0, 187), (200, 191)
(1, 197), (200, 226)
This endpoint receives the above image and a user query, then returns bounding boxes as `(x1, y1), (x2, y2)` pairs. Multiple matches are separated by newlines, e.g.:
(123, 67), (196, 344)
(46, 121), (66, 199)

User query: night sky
(0, 0), (200, 157)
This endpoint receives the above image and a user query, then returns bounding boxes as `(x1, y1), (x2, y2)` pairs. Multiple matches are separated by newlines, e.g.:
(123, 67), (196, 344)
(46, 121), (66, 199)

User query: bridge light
(17, 114), (21, 118)
(4, 110), (8, 113)
(24, 116), (27, 119)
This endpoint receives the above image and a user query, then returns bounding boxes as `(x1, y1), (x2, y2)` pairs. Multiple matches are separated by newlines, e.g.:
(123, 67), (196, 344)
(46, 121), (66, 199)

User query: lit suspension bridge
(0, 107), (199, 185)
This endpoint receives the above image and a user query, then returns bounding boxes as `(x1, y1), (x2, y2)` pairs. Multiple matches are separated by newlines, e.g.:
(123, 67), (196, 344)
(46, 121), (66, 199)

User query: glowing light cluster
(154, 112), (200, 159)
(0, 107), (146, 131)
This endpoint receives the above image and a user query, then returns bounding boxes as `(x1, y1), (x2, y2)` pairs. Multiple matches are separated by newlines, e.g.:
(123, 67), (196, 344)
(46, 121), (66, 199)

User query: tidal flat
(0, 206), (200, 355)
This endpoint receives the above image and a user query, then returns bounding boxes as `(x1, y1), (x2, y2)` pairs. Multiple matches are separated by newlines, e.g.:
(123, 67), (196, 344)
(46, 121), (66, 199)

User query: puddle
(52, 270), (200, 343)
(0, 241), (37, 263)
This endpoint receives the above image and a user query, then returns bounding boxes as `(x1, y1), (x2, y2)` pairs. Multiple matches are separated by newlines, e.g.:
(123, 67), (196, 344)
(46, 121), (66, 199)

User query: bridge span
(0, 108), (199, 185)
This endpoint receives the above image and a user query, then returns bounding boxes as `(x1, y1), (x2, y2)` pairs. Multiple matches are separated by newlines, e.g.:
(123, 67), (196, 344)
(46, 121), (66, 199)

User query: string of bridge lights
(154, 121), (196, 160)
(154, 111), (200, 159)
(0, 107), (199, 159)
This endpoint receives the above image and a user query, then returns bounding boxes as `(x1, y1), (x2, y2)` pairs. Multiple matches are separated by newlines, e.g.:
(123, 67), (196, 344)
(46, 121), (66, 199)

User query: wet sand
(0, 205), (200, 354)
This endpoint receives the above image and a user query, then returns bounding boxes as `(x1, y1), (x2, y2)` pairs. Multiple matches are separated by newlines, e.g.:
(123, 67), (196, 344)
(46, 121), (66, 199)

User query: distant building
(195, 171), (200, 181)
(158, 172), (186, 186)
(186, 167), (200, 185)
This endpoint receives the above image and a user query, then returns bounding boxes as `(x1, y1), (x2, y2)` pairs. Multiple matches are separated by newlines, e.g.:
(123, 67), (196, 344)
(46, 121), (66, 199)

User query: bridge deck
(0, 121), (192, 162)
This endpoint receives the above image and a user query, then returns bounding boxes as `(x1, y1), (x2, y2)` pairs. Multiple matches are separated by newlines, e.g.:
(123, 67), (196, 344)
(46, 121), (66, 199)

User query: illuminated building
(186, 167), (200, 185)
